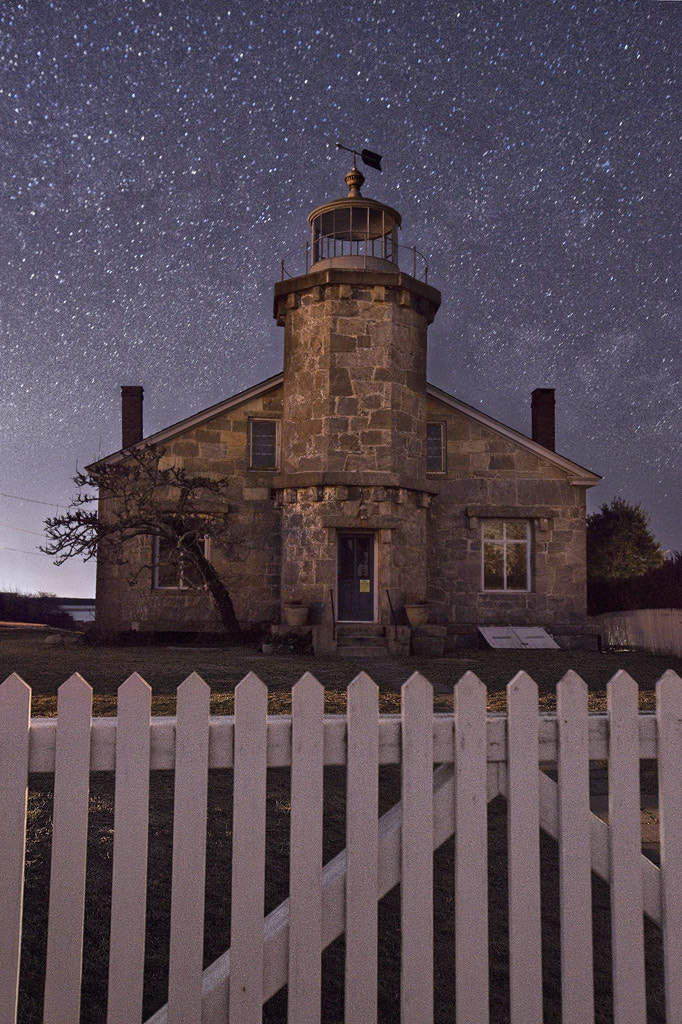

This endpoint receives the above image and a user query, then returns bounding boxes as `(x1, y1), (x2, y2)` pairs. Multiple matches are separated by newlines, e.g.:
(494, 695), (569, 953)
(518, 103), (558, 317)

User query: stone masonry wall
(425, 396), (588, 630)
(277, 482), (428, 623)
(278, 273), (438, 484)
(95, 387), (284, 634)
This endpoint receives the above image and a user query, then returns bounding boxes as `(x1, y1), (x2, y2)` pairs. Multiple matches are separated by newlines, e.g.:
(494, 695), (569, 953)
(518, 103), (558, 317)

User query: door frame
(336, 530), (378, 623)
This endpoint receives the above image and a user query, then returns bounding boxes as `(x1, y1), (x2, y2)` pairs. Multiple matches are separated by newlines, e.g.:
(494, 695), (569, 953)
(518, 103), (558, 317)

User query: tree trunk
(191, 545), (243, 642)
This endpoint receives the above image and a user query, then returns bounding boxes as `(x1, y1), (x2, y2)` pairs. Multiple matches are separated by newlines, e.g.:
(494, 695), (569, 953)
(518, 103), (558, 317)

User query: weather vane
(336, 142), (382, 172)
(336, 142), (382, 197)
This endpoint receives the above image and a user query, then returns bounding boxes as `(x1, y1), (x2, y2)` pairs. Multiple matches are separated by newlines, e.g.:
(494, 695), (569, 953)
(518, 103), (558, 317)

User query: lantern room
(307, 163), (402, 274)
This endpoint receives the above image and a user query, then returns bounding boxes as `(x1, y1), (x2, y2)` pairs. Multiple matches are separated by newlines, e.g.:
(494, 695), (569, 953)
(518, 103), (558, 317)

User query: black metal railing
(280, 235), (429, 283)
(386, 589), (398, 629)
(329, 588), (336, 641)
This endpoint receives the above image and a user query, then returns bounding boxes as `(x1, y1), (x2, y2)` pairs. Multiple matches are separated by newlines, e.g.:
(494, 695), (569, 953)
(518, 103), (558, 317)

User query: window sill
(480, 590), (531, 595)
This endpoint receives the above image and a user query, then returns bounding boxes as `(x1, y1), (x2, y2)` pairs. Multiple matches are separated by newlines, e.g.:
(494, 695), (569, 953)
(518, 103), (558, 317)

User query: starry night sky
(1, 0), (680, 598)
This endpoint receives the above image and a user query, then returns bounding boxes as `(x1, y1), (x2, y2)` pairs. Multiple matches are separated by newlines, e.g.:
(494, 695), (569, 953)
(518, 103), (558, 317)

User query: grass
(4, 630), (679, 1022)
(2, 629), (681, 716)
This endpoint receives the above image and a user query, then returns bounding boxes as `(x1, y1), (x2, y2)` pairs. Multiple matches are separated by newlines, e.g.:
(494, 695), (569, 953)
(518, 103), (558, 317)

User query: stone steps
(336, 623), (389, 658)
(336, 622), (385, 636)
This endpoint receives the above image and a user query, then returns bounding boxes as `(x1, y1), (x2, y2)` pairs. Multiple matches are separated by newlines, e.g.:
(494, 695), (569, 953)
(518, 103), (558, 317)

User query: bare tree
(43, 445), (244, 639)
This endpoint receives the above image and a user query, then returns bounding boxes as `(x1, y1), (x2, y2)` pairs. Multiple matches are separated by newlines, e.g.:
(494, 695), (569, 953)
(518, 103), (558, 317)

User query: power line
(0, 523), (45, 537)
(0, 545), (47, 556)
(0, 491), (64, 508)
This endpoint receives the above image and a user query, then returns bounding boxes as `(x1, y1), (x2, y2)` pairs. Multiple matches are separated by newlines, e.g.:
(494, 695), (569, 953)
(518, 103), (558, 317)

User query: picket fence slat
(229, 672), (268, 1024)
(288, 673), (324, 1024)
(0, 674), (31, 1024)
(507, 672), (543, 1024)
(107, 674), (152, 1024)
(167, 672), (210, 1024)
(607, 671), (647, 1024)
(556, 671), (594, 1024)
(400, 673), (434, 1024)
(453, 672), (489, 1024)
(345, 672), (379, 1024)
(43, 674), (93, 1024)
(656, 670), (682, 1021)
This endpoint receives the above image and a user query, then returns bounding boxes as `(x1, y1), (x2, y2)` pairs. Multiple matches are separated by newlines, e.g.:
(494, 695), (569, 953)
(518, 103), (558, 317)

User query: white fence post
(229, 672), (268, 1024)
(43, 674), (93, 1024)
(167, 672), (211, 1024)
(345, 672), (379, 1024)
(506, 671), (543, 1024)
(0, 674), (31, 1024)
(454, 671), (489, 1024)
(400, 672), (434, 1024)
(288, 672), (325, 1024)
(107, 673), (152, 1024)
(607, 670), (647, 1024)
(656, 669), (682, 1022)
(556, 671), (594, 1024)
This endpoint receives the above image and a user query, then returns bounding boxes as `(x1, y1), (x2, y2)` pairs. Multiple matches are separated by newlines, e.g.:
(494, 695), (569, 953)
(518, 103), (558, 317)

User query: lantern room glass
(310, 204), (399, 267)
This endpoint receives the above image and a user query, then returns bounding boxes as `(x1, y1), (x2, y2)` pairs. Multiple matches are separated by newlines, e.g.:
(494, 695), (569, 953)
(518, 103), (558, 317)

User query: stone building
(92, 164), (600, 653)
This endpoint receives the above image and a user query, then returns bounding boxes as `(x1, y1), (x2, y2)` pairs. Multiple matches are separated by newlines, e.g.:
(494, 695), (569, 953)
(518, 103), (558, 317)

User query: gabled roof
(426, 383), (601, 486)
(90, 373), (600, 486)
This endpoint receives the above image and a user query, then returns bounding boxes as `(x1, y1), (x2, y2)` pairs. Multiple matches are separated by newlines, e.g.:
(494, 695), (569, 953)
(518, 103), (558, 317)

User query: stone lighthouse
(272, 159), (441, 644)
(93, 154), (599, 646)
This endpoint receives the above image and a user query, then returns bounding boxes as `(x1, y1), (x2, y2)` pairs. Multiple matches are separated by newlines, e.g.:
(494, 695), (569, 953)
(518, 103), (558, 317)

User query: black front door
(337, 533), (374, 621)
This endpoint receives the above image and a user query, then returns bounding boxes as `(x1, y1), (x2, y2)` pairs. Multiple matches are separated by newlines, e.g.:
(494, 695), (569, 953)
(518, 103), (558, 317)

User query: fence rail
(1, 668), (682, 1024)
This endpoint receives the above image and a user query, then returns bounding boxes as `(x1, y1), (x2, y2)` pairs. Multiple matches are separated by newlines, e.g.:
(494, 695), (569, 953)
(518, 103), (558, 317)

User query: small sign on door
(359, 579), (370, 593)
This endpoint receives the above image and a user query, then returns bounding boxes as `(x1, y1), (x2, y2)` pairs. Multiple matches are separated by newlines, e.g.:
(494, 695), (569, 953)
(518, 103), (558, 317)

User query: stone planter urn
(284, 602), (308, 627)
(404, 603), (429, 628)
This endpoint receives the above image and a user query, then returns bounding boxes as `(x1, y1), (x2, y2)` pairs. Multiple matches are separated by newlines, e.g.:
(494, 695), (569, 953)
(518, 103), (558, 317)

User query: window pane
(181, 540), (204, 587)
(505, 521), (527, 540)
(483, 542), (504, 589)
(426, 422), (444, 471)
(483, 521), (503, 540)
(156, 537), (182, 588)
(250, 420), (278, 468)
(154, 535), (207, 589)
(506, 542), (528, 589)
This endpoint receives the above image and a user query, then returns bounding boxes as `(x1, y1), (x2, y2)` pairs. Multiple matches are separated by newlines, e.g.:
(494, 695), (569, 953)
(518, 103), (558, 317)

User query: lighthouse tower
(273, 161), (441, 642)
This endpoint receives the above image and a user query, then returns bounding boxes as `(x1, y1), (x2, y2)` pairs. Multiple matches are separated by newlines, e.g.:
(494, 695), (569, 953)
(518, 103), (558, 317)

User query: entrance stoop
(336, 623), (389, 659)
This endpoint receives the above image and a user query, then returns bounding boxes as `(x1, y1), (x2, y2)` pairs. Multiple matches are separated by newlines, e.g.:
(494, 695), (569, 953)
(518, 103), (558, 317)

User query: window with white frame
(248, 419), (280, 470)
(426, 421), (446, 472)
(152, 534), (209, 590)
(481, 520), (530, 591)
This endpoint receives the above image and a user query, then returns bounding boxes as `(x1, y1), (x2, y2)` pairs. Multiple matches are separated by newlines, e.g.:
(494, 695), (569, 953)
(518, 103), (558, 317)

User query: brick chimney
(121, 386), (144, 449)
(531, 388), (555, 451)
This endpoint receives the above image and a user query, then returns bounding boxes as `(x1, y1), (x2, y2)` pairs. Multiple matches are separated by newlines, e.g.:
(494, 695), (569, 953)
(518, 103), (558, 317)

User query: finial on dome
(345, 157), (365, 197)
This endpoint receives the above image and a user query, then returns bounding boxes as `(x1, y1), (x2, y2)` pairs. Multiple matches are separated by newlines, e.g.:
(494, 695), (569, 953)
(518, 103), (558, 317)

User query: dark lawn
(2, 629), (681, 715)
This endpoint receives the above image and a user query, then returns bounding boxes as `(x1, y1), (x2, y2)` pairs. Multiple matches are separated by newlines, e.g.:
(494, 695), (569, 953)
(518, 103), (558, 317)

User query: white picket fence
(1, 668), (682, 1024)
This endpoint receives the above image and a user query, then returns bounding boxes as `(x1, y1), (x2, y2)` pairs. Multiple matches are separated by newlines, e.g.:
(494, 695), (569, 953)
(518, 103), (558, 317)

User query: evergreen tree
(587, 498), (664, 582)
